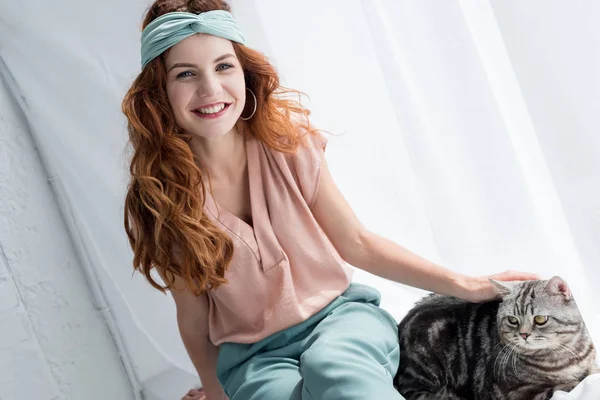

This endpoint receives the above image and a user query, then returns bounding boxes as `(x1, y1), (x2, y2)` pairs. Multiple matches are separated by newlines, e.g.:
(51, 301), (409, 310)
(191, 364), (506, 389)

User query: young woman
(122, 1), (539, 399)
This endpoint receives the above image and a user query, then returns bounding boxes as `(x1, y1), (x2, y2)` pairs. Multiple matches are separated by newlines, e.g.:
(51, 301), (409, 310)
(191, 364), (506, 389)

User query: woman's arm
(177, 302), (227, 400)
(158, 269), (228, 400)
(311, 157), (538, 302)
(347, 229), (538, 301)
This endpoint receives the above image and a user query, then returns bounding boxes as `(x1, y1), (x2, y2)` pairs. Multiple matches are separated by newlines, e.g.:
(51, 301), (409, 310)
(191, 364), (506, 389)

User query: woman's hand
(181, 387), (229, 400)
(458, 270), (541, 302)
(182, 388), (206, 400)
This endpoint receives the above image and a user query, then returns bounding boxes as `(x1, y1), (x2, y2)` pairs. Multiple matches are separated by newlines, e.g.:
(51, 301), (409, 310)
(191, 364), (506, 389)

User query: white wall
(0, 73), (135, 399)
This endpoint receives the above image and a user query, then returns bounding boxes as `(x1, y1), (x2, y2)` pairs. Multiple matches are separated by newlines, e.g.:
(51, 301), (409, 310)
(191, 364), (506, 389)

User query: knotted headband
(140, 10), (246, 69)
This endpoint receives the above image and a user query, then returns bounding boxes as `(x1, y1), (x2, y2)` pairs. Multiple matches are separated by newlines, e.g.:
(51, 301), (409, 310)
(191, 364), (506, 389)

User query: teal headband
(140, 10), (246, 69)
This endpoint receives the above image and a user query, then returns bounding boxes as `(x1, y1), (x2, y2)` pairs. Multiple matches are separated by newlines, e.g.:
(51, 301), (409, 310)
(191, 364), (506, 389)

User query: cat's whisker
(491, 341), (504, 352)
(498, 348), (506, 379)
(553, 342), (579, 360)
(510, 345), (519, 378)
(493, 344), (511, 378)
(500, 344), (514, 380)
(508, 344), (518, 380)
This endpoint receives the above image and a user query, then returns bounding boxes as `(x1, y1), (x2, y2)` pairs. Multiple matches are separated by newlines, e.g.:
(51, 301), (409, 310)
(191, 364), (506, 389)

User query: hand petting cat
(458, 270), (541, 302)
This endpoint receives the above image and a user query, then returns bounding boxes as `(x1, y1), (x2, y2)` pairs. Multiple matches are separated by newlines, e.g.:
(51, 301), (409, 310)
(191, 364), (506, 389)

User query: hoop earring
(240, 88), (257, 121)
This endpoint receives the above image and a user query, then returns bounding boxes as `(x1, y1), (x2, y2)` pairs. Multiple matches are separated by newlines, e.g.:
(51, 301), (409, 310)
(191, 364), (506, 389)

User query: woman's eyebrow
(214, 53), (236, 62)
(167, 62), (196, 72)
(167, 53), (237, 72)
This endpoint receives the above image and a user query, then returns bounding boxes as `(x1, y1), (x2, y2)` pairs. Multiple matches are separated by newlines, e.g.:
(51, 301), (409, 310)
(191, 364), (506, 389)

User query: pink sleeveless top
(203, 127), (354, 345)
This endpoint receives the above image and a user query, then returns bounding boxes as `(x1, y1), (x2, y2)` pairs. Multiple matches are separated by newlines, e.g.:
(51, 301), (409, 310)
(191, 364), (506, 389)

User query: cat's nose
(520, 332), (531, 340)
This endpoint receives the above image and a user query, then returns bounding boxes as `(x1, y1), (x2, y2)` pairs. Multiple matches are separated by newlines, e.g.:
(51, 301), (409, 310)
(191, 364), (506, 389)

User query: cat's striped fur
(394, 276), (599, 400)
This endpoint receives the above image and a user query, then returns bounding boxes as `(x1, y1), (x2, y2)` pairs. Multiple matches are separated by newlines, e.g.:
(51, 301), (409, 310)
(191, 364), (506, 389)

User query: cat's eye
(534, 315), (549, 325)
(507, 316), (519, 325)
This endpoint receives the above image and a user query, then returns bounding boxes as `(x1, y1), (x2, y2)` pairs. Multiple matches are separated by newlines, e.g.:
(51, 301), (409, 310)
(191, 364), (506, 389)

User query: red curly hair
(122, 0), (319, 296)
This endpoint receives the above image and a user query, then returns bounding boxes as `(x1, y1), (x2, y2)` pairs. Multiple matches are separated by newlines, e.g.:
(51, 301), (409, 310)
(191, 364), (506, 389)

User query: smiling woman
(122, 2), (361, 399)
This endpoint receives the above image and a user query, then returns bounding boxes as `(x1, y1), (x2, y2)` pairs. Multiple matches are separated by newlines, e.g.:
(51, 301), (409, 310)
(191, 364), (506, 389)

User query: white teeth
(196, 103), (226, 114)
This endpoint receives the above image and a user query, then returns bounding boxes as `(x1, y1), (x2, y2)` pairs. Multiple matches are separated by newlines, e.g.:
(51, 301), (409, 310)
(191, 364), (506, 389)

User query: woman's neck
(190, 129), (247, 185)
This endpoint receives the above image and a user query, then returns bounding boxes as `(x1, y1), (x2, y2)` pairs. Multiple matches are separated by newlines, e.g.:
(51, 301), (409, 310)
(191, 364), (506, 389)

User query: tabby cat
(394, 276), (599, 400)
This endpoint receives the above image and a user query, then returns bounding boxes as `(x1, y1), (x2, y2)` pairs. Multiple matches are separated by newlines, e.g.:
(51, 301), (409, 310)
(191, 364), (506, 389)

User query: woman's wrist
(449, 273), (477, 300)
(204, 385), (228, 400)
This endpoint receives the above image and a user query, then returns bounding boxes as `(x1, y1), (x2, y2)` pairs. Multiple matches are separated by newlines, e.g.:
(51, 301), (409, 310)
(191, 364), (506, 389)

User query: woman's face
(164, 33), (246, 139)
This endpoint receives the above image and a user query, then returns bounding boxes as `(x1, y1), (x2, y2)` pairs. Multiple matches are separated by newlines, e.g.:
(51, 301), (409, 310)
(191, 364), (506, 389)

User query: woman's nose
(197, 76), (222, 97)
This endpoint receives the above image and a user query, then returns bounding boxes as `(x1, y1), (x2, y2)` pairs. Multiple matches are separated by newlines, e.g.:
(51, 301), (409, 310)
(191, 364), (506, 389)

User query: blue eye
(176, 64), (232, 79)
(176, 70), (193, 79)
(217, 63), (233, 71)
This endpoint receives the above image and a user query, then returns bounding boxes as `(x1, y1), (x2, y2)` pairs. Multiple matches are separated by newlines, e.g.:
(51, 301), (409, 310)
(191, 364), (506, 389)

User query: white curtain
(1, 0), (598, 398)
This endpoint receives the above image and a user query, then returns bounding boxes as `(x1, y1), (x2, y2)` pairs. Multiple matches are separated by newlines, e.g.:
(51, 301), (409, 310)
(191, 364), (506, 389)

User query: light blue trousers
(216, 283), (404, 399)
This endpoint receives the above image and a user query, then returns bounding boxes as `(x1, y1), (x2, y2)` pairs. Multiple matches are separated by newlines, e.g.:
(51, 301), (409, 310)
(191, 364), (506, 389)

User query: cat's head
(490, 276), (585, 354)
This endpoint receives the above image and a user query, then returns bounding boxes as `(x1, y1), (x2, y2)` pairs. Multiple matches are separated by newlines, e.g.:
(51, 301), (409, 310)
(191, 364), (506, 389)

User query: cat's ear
(489, 279), (513, 296)
(543, 276), (572, 300)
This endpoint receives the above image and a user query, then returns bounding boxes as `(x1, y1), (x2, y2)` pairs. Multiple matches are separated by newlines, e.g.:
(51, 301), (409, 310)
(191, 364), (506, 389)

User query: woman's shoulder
(253, 112), (328, 207)
(288, 112), (328, 153)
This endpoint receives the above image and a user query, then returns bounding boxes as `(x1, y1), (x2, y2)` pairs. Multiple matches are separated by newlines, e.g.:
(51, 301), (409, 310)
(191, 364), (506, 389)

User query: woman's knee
(222, 357), (303, 400)
(300, 335), (399, 377)
(300, 342), (402, 399)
